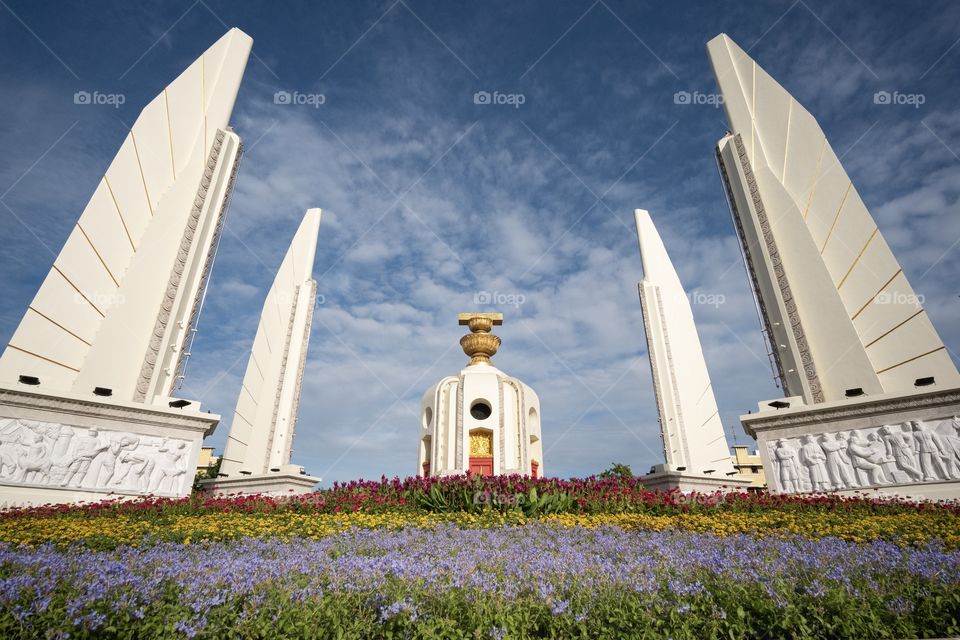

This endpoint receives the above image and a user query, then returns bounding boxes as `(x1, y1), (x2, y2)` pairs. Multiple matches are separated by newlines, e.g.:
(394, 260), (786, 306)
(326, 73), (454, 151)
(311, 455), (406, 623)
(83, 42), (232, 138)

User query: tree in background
(599, 462), (634, 480)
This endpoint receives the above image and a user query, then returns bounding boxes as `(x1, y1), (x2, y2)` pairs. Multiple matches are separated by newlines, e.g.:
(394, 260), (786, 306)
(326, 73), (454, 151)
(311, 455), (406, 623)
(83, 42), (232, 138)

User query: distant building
(730, 445), (765, 488)
(195, 447), (220, 479)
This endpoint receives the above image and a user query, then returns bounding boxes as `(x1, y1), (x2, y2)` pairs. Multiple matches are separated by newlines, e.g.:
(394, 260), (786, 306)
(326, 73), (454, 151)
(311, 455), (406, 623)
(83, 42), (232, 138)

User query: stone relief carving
(768, 416), (960, 493)
(772, 439), (801, 493)
(0, 419), (192, 496)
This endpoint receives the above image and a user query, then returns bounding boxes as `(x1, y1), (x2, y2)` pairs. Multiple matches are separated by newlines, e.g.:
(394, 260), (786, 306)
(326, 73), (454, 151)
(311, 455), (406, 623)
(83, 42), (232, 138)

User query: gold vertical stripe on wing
(129, 130), (154, 216)
(51, 265), (105, 317)
(875, 346), (946, 375)
(750, 61), (757, 161)
(836, 227), (879, 290)
(76, 223), (120, 288)
(103, 177), (137, 252)
(820, 182), (853, 255)
(802, 137), (827, 220)
(202, 53), (207, 153)
(781, 99), (793, 182)
(164, 88), (176, 175)
(5, 344), (81, 372)
(851, 269), (901, 321)
(26, 306), (92, 346)
(863, 308), (925, 349)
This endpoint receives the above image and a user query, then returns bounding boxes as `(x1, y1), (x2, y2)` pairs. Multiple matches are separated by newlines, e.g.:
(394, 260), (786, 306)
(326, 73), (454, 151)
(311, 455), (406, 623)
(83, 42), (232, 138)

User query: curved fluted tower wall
(220, 209), (321, 477)
(0, 29), (252, 404)
(710, 34), (959, 403)
(635, 210), (735, 475)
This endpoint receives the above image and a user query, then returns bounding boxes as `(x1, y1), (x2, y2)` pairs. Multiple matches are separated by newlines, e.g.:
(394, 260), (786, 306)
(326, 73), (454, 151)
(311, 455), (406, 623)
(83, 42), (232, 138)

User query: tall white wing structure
(635, 209), (735, 475)
(220, 209), (321, 478)
(710, 34), (959, 404)
(0, 28), (252, 405)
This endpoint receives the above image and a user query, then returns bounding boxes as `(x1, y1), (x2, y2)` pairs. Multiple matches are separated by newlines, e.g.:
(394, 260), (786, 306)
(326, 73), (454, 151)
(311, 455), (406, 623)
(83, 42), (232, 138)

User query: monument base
(198, 472), (319, 496)
(742, 386), (960, 500)
(0, 385), (219, 507)
(832, 480), (960, 502)
(640, 468), (754, 493)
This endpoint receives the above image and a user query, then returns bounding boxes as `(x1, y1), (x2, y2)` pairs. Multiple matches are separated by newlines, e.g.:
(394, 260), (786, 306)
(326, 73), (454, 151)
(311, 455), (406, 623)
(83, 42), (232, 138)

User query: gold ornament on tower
(458, 313), (503, 365)
(469, 430), (493, 456)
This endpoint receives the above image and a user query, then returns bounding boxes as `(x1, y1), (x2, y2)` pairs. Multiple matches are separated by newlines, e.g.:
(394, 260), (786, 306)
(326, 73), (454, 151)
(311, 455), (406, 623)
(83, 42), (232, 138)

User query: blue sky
(1, 1), (958, 485)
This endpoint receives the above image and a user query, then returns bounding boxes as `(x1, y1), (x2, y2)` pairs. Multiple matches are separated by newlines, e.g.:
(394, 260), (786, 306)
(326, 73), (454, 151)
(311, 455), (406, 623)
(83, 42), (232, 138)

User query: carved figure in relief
(847, 430), (888, 486)
(774, 439), (801, 493)
(766, 441), (780, 490)
(799, 435), (831, 491)
(14, 430), (52, 483)
(0, 447), (15, 478)
(110, 437), (156, 492)
(84, 435), (129, 488)
(834, 432), (859, 487)
(61, 428), (108, 487)
(819, 432), (855, 489)
(939, 417), (960, 478)
(45, 424), (75, 485)
(149, 440), (188, 494)
(912, 421), (952, 481)
(50, 424), (74, 460)
(880, 424), (921, 481)
(0, 419), (23, 477)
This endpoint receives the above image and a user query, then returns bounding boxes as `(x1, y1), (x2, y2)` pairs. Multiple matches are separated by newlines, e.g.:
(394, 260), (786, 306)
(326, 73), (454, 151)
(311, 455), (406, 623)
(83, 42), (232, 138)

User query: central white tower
(419, 314), (543, 478)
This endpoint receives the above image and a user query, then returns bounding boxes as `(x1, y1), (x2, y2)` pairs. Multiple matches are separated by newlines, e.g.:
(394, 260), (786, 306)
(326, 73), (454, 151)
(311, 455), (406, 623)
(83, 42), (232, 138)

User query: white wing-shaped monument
(634, 210), (745, 492)
(0, 29), (252, 506)
(0, 28), (252, 405)
(710, 33), (960, 499)
(710, 33), (959, 402)
(204, 209), (322, 495)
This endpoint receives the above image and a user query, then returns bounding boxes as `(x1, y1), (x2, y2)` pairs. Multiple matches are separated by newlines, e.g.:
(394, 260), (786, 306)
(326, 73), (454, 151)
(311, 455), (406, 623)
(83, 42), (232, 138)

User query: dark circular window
(470, 400), (492, 420)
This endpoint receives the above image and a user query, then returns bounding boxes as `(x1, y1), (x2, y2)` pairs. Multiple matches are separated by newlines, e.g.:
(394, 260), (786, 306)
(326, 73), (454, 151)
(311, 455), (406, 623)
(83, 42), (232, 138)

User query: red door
(469, 456), (493, 476)
(422, 462), (430, 477)
(531, 461), (539, 478)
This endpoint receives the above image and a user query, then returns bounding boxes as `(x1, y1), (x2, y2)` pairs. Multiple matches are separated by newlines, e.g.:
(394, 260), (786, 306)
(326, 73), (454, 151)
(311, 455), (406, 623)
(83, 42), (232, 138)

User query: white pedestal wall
(0, 385), (218, 507)
(743, 387), (960, 500)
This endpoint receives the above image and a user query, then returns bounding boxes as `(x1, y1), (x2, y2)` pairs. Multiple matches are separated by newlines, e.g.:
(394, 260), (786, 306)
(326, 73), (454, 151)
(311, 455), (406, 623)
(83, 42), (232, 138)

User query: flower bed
(2, 477), (958, 638)
(2, 508), (959, 550)
(2, 475), (958, 550)
(2, 525), (958, 639)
